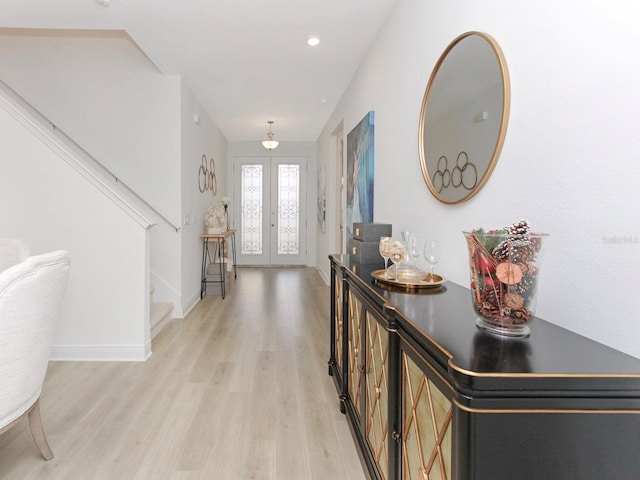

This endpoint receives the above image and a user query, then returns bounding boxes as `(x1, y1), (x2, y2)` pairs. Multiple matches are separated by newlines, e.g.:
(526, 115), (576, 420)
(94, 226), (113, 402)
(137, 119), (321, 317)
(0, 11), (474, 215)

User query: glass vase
(463, 230), (548, 337)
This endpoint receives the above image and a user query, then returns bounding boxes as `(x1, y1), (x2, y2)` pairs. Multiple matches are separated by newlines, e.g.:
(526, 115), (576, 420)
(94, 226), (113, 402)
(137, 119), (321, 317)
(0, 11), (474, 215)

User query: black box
(353, 222), (392, 242)
(348, 238), (384, 264)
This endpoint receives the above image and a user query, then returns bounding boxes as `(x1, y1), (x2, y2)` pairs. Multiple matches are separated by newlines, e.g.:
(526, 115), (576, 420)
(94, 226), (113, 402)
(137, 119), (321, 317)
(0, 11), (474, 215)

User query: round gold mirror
(419, 32), (510, 204)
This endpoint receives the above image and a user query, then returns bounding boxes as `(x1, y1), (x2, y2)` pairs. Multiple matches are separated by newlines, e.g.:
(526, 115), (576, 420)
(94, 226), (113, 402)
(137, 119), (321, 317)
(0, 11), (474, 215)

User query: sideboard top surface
(331, 254), (640, 395)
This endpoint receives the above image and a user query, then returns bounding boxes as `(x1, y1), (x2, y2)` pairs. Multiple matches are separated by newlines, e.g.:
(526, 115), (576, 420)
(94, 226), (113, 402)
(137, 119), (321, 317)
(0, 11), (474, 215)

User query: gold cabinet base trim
(449, 359), (640, 379)
(453, 398), (640, 415)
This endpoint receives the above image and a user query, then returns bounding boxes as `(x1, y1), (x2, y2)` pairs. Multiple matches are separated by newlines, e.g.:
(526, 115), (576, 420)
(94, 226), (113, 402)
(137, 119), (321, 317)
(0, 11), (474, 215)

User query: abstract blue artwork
(346, 111), (375, 242)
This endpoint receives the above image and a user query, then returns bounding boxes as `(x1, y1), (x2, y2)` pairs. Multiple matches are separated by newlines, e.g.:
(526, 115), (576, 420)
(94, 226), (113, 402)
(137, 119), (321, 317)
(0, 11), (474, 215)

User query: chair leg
(27, 399), (53, 460)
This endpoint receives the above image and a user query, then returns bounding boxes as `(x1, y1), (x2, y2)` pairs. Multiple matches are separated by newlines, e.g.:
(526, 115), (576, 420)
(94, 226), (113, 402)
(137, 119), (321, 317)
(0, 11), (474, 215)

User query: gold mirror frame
(419, 31), (511, 204)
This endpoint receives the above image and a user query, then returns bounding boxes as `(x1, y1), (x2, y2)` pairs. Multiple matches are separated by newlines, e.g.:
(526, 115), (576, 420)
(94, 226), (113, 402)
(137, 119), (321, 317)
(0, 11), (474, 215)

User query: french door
(233, 156), (307, 266)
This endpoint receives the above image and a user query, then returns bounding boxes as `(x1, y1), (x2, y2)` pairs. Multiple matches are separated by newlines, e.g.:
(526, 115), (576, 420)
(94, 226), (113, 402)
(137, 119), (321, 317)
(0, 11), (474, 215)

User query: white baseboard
(150, 271), (182, 317)
(182, 292), (201, 318)
(316, 265), (330, 285)
(50, 342), (152, 362)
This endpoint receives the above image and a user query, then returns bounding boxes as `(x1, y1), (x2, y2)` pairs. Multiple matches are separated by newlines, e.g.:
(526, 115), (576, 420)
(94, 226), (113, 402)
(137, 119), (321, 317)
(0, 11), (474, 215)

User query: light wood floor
(0, 267), (366, 480)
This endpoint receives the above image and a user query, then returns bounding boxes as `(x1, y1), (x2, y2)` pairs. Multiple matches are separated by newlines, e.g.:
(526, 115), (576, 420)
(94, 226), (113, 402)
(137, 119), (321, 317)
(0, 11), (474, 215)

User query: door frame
(232, 155), (307, 266)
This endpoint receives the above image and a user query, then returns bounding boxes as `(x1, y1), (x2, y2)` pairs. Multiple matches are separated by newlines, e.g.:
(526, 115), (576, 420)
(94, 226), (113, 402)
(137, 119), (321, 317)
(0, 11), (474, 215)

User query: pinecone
(515, 263), (538, 295)
(480, 284), (500, 304)
(517, 276), (539, 298)
(504, 292), (524, 309)
(507, 219), (530, 236)
(493, 241), (531, 262)
(510, 306), (532, 324)
(492, 220), (537, 263)
(478, 300), (501, 321)
(516, 244), (538, 263)
(492, 241), (511, 262)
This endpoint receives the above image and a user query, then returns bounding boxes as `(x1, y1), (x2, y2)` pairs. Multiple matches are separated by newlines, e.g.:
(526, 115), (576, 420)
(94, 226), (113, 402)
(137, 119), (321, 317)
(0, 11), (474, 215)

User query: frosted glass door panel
(277, 164), (300, 255)
(240, 164), (263, 255)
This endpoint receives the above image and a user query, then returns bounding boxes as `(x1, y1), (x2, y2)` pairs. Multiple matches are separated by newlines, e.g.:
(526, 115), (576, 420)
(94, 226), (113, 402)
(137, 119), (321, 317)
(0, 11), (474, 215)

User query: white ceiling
(1, 0), (398, 142)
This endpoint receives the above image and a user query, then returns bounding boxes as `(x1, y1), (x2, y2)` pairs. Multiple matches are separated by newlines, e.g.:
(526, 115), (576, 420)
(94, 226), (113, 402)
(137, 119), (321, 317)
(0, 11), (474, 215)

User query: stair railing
(0, 77), (180, 232)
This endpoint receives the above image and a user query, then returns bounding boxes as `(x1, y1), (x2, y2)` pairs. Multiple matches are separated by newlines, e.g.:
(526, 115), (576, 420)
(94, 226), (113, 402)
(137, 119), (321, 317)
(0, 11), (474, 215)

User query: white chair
(0, 249), (70, 460)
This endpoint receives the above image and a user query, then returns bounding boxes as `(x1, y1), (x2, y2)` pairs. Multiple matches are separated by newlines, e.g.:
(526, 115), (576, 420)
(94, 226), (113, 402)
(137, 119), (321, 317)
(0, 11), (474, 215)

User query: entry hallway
(0, 267), (366, 479)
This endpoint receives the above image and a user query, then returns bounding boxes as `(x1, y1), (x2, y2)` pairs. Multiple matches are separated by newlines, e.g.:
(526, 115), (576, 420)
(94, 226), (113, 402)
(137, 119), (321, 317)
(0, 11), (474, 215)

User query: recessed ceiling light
(95, 0), (111, 6)
(307, 37), (320, 47)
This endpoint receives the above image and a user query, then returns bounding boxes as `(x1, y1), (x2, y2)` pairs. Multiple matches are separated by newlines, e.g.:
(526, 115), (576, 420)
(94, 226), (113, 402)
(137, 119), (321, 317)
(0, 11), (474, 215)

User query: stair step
(151, 301), (173, 339)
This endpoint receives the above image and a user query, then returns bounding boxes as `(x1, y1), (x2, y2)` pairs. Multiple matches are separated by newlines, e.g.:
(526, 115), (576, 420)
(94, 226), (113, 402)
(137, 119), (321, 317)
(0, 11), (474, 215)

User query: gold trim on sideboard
(449, 359), (640, 379)
(453, 398), (640, 415)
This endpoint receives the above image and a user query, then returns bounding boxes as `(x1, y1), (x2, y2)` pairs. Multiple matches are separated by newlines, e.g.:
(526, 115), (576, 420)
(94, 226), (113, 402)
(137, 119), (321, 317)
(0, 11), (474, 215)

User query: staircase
(150, 287), (173, 340)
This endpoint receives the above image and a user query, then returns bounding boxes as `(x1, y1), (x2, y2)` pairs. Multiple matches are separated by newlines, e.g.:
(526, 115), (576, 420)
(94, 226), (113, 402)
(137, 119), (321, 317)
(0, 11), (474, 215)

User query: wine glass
(408, 235), (420, 269)
(401, 231), (412, 267)
(423, 240), (440, 281)
(389, 240), (406, 281)
(378, 236), (391, 277)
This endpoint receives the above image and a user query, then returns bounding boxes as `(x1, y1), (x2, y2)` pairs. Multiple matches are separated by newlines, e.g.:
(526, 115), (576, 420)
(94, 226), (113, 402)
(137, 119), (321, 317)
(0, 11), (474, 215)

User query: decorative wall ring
(457, 151), (477, 191)
(441, 169), (451, 188)
(433, 171), (444, 193)
(198, 154), (217, 195)
(437, 155), (448, 172)
(433, 155), (451, 192)
(451, 166), (462, 188)
(461, 162), (478, 190)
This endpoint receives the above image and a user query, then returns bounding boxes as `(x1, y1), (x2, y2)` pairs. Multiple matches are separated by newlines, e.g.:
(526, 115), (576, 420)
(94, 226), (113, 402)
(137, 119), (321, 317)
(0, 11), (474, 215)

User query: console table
(201, 230), (237, 299)
(328, 254), (640, 480)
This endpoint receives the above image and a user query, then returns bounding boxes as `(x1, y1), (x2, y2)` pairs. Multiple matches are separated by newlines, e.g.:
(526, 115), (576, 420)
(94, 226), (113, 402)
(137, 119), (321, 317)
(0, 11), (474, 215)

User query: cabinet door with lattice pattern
(347, 290), (365, 420)
(400, 338), (454, 480)
(333, 267), (344, 378)
(364, 307), (389, 479)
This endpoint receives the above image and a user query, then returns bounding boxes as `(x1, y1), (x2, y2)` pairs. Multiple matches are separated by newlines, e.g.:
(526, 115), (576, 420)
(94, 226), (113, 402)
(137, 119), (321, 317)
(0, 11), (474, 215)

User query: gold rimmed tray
(371, 269), (446, 289)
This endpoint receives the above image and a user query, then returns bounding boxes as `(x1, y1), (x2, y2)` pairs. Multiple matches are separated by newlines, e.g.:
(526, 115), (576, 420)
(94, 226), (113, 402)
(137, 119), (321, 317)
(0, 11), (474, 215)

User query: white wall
(0, 29), (186, 312)
(0, 28), (231, 323)
(180, 81), (228, 314)
(227, 141), (317, 266)
(0, 103), (150, 360)
(0, 28), (232, 354)
(316, 124), (343, 279)
(0, 29), (182, 224)
(317, 0), (640, 358)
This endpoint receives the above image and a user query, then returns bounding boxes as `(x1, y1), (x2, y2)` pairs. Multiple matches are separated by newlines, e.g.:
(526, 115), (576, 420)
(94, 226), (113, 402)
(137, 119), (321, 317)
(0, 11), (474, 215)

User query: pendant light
(262, 121), (280, 150)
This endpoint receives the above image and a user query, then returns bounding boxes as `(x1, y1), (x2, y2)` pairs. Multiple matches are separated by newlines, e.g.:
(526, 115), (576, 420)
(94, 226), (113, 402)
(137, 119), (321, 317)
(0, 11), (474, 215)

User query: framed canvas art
(346, 111), (375, 242)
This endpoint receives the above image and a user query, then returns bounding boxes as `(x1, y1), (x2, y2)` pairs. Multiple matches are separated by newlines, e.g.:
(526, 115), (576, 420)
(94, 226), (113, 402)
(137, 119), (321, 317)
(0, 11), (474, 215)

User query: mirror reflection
(419, 32), (510, 204)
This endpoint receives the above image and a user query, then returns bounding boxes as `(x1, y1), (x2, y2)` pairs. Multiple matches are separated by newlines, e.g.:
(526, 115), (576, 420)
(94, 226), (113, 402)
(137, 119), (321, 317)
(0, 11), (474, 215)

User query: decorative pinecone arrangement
(466, 220), (545, 328)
